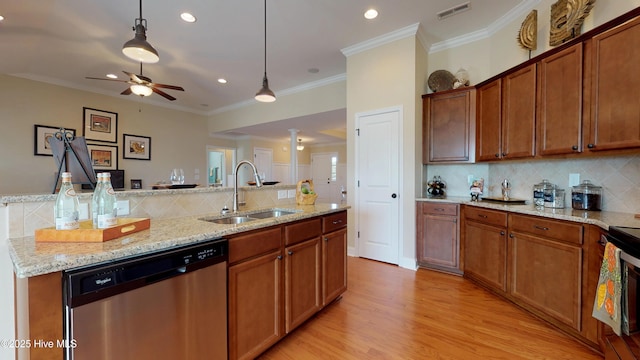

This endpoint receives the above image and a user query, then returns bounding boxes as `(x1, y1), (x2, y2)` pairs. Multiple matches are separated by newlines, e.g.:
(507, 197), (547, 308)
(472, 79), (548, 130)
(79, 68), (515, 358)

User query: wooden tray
(35, 218), (150, 243)
(481, 196), (527, 204)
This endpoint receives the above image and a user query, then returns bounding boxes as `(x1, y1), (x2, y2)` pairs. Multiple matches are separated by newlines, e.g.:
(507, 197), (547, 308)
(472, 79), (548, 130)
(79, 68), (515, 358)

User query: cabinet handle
(502, 152), (507, 157)
(587, 143), (595, 149)
(509, 233), (515, 238)
(495, 153), (500, 158)
(572, 145), (578, 151)
(599, 234), (607, 247)
(324, 237), (329, 242)
(534, 225), (550, 231)
(500, 231), (505, 236)
(332, 220), (343, 225)
(434, 208), (445, 212)
(277, 255), (282, 260)
(288, 250), (294, 255)
(478, 214), (488, 218)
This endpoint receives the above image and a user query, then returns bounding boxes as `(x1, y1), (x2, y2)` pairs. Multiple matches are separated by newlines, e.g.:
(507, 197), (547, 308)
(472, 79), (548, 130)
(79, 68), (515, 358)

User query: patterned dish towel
(592, 241), (622, 336)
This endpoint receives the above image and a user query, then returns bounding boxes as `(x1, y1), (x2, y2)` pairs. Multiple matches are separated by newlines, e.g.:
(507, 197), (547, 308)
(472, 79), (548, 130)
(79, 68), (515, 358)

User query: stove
(608, 226), (640, 259)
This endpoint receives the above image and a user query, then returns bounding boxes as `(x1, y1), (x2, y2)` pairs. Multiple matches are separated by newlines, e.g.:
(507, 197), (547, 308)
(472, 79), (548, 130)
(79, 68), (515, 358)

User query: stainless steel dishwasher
(62, 238), (228, 360)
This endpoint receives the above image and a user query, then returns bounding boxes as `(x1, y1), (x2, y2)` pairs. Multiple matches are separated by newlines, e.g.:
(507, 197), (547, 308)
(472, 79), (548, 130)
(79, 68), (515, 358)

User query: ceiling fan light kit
(255, 0), (276, 103)
(130, 83), (153, 96)
(122, 0), (159, 63)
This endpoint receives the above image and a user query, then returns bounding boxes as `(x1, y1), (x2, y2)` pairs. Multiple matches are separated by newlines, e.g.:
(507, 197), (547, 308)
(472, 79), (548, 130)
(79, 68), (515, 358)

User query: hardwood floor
(259, 257), (603, 360)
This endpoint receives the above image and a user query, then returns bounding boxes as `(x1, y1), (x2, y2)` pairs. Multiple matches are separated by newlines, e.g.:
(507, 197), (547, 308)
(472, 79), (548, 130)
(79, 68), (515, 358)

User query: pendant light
(255, 0), (276, 102)
(122, 0), (159, 64)
(297, 139), (304, 151)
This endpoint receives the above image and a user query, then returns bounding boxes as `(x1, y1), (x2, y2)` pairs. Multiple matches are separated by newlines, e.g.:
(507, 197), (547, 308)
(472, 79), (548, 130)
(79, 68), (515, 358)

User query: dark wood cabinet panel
(463, 219), (507, 292)
(423, 88), (476, 163)
(323, 227), (347, 305)
(417, 202), (460, 274)
(537, 43), (584, 156)
(285, 237), (321, 333)
(509, 231), (582, 331)
(502, 64), (537, 159)
(476, 79), (503, 161)
(588, 16), (640, 151)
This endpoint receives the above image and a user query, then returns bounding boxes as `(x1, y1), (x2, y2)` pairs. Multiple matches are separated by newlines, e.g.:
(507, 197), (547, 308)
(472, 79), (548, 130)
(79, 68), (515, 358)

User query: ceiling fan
(86, 63), (184, 101)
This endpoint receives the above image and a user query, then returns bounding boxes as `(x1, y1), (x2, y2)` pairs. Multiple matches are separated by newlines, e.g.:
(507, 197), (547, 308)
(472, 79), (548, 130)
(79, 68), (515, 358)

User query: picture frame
(34, 125), (76, 156)
(83, 107), (118, 143)
(87, 144), (118, 170)
(123, 134), (151, 160)
(131, 179), (142, 189)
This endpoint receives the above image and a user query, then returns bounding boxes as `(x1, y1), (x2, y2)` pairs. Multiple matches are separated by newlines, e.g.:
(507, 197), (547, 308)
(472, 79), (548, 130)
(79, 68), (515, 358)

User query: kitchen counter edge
(8, 203), (349, 278)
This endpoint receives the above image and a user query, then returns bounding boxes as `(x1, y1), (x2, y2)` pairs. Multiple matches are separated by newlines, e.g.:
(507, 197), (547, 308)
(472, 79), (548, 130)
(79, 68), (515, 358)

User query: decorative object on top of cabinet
(453, 68), (470, 89)
(427, 70), (455, 92)
(517, 10), (538, 52)
(426, 176), (446, 198)
(549, 0), (596, 46)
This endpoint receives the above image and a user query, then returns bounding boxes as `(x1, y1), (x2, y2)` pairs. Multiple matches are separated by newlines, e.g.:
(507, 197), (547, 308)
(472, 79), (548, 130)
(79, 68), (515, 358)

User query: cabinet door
(509, 231), (582, 331)
(322, 228), (347, 305)
(423, 88), (476, 163)
(476, 79), (503, 161)
(285, 237), (321, 333)
(538, 43), (583, 156)
(588, 17), (640, 151)
(502, 64), (536, 159)
(228, 250), (283, 360)
(418, 212), (460, 274)
(464, 221), (507, 292)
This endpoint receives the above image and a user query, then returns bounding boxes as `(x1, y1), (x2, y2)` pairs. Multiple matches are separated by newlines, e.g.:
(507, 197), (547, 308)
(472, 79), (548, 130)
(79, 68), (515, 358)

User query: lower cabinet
(228, 211), (348, 360)
(416, 202), (461, 274)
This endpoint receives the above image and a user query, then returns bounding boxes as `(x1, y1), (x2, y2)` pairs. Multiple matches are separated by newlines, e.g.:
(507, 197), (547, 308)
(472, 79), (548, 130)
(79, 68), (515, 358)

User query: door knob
(391, 193), (397, 199)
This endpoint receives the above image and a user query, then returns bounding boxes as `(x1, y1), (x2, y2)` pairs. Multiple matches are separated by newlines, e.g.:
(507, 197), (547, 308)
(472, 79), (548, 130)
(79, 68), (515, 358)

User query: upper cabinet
(422, 88), (476, 164)
(476, 64), (536, 161)
(587, 16), (640, 152)
(537, 44), (584, 156)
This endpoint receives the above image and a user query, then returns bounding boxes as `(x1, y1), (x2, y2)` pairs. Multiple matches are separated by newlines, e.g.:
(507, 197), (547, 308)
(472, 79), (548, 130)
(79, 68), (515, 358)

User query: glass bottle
(533, 179), (552, 208)
(54, 172), (80, 230)
(97, 172), (118, 229)
(91, 173), (105, 227)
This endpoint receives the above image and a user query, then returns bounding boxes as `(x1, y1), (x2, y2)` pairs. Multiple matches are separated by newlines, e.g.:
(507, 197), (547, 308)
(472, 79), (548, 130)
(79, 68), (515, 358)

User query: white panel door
(253, 147), (273, 182)
(311, 152), (338, 203)
(356, 108), (400, 264)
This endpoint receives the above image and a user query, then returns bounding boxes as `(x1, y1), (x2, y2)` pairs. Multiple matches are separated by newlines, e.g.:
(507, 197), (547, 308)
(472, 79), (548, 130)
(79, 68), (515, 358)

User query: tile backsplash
(425, 154), (640, 214)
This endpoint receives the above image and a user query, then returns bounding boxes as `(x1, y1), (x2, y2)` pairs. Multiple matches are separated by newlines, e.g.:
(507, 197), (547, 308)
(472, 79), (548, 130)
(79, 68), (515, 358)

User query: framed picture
(131, 179), (142, 189)
(83, 107), (118, 143)
(34, 125), (76, 156)
(87, 144), (118, 170)
(123, 134), (151, 160)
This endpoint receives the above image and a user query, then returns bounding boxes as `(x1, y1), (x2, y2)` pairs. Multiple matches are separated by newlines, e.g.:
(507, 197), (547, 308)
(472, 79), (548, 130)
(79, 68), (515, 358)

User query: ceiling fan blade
(123, 70), (144, 83)
(121, 87), (132, 95)
(152, 83), (185, 91)
(85, 76), (128, 83)
(152, 87), (177, 101)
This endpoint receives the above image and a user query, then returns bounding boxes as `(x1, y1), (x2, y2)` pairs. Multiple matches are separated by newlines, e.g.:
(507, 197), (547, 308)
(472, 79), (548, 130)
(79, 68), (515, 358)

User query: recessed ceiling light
(217, 78), (227, 84)
(0, 15), (5, 22)
(106, 73), (118, 79)
(180, 12), (197, 23)
(364, 9), (378, 20)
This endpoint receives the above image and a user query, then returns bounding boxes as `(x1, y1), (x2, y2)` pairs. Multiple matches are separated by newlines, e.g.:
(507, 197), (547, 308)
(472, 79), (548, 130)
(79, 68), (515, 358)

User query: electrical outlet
(116, 200), (130, 216)
(287, 189), (296, 198)
(278, 190), (287, 199)
(78, 203), (89, 220)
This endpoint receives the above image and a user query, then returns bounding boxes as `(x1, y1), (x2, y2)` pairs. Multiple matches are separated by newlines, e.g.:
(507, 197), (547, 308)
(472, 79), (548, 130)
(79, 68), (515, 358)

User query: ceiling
(1, 0), (533, 145)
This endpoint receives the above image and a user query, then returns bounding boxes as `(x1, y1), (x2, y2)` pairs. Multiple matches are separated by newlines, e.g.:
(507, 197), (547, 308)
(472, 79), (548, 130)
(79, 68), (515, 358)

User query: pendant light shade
(255, 0), (276, 102)
(296, 139), (304, 151)
(122, 0), (159, 64)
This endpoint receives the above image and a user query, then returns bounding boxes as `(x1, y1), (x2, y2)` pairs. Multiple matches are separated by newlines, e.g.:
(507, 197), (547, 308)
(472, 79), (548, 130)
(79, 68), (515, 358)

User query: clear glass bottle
(533, 179), (552, 208)
(97, 172), (118, 229)
(91, 173), (105, 227)
(54, 172), (80, 230)
(571, 180), (602, 211)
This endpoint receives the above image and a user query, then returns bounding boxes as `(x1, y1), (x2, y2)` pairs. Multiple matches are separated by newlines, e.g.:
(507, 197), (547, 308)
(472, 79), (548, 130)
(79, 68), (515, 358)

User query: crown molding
(341, 23), (420, 57)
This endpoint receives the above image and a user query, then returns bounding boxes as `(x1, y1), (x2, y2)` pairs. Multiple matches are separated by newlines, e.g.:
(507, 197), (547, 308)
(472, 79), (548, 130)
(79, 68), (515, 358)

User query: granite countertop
(8, 203), (349, 278)
(416, 196), (640, 230)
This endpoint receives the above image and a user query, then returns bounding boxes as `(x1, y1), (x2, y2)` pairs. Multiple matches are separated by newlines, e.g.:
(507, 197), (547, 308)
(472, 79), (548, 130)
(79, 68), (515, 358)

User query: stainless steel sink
(204, 216), (255, 225)
(248, 209), (298, 219)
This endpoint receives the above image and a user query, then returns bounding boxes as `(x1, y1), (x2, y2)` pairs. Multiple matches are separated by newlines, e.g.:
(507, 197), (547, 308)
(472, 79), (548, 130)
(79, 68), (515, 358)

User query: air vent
(437, 1), (471, 20)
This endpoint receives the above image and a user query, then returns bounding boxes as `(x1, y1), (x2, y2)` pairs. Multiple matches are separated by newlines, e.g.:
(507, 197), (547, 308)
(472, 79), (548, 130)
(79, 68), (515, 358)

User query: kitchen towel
(592, 241), (623, 336)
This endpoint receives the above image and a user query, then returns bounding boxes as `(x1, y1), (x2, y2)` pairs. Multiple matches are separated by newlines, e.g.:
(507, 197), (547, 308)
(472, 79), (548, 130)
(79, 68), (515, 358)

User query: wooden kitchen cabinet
(284, 237), (321, 333)
(537, 43), (584, 156)
(476, 64), (536, 161)
(462, 207), (508, 292)
(587, 16), (640, 152)
(228, 227), (284, 360)
(416, 202), (461, 275)
(422, 88), (476, 163)
(322, 211), (348, 305)
(508, 214), (583, 331)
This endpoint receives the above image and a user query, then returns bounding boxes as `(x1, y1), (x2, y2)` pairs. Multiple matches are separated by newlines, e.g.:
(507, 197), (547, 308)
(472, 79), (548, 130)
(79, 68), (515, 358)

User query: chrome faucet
(233, 160), (262, 212)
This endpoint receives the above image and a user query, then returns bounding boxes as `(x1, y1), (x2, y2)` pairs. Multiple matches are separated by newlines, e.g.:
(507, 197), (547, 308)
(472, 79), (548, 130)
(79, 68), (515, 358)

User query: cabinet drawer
(229, 227), (282, 264)
(422, 202), (458, 216)
(463, 206), (507, 228)
(322, 211), (347, 233)
(509, 214), (583, 245)
(285, 218), (322, 246)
